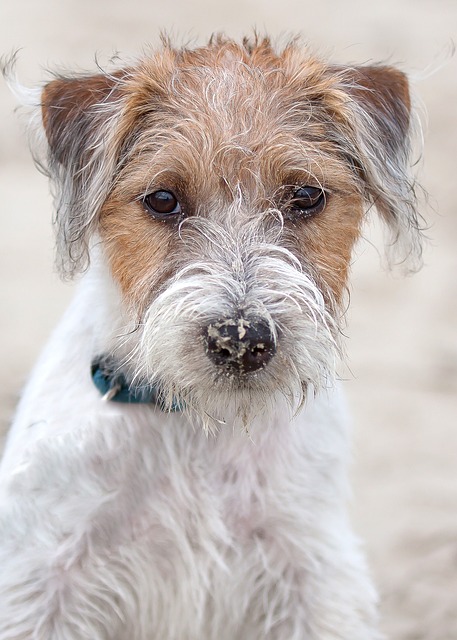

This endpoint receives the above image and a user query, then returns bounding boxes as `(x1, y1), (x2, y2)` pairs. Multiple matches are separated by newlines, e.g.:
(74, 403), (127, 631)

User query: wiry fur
(130, 212), (339, 430)
(35, 36), (422, 278)
(0, 35), (422, 639)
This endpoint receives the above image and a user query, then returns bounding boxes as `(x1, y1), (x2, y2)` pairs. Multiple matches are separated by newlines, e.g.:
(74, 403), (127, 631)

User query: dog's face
(40, 37), (421, 425)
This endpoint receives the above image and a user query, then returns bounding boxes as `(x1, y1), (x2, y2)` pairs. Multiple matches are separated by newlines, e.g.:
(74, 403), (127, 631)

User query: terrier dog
(0, 36), (422, 639)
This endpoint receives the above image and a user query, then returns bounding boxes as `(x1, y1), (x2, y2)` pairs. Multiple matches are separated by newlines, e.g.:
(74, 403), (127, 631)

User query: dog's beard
(123, 219), (341, 432)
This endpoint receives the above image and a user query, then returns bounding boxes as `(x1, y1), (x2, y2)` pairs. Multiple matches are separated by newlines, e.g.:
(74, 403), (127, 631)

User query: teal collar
(91, 356), (183, 412)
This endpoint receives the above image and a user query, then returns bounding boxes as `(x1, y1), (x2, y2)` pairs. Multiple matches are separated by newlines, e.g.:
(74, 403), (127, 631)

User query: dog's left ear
(338, 65), (423, 269)
(41, 72), (125, 276)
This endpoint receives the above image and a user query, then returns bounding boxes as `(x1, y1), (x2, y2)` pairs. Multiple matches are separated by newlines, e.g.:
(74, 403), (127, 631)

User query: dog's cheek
(295, 194), (364, 304)
(99, 200), (176, 310)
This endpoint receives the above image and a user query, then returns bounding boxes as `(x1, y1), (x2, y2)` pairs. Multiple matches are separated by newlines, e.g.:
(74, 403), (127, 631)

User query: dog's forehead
(128, 43), (341, 141)
(119, 44), (349, 194)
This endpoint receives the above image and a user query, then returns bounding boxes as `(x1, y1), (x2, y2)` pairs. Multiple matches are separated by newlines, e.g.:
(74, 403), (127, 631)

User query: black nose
(206, 317), (276, 374)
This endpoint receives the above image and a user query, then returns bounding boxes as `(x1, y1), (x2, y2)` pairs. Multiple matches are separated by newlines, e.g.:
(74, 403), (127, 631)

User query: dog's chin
(153, 362), (312, 433)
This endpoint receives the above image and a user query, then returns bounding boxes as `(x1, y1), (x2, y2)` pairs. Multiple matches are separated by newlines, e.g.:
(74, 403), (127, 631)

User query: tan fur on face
(39, 36), (418, 313)
(284, 193), (363, 305)
(100, 199), (175, 312)
(98, 39), (375, 310)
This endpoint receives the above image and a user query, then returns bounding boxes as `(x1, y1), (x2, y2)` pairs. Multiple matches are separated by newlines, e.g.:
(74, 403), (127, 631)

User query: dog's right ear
(41, 72), (126, 276)
(42, 73), (120, 168)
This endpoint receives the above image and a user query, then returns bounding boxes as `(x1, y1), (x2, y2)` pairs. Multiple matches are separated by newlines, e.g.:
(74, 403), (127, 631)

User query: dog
(0, 35), (422, 639)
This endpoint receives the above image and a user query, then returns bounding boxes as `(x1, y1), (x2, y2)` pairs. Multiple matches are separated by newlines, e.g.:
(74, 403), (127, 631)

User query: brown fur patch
(291, 193), (364, 303)
(100, 198), (176, 313)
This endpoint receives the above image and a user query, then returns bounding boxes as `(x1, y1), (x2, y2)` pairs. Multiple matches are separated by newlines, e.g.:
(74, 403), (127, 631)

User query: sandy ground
(0, 1), (456, 638)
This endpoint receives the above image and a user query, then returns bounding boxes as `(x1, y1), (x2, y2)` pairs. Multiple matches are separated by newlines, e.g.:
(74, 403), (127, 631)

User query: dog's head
(39, 36), (422, 425)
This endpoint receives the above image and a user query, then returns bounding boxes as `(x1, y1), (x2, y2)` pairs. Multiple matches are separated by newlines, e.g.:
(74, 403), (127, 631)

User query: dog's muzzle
(205, 316), (276, 375)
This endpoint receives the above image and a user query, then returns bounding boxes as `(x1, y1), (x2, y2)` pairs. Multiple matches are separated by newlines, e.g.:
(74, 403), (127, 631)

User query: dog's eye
(288, 186), (326, 218)
(142, 190), (182, 219)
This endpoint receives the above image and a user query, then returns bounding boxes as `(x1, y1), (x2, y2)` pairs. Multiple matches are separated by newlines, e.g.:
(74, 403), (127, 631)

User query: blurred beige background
(1, 1), (456, 638)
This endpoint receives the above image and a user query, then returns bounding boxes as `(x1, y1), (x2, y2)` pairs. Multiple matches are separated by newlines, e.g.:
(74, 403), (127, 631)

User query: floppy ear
(41, 72), (124, 276)
(42, 73), (119, 167)
(348, 65), (411, 155)
(340, 65), (423, 270)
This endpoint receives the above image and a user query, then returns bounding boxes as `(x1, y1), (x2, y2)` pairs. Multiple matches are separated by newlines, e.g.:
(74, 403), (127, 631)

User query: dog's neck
(90, 354), (183, 411)
(78, 255), (183, 411)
